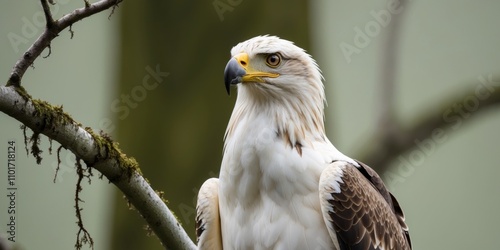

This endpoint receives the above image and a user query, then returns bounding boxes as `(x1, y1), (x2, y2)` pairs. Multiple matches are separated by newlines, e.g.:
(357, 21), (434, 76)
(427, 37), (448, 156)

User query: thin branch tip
(108, 2), (121, 20)
(1, 1), (196, 249)
(43, 44), (52, 58)
(7, 0), (123, 87)
(41, 0), (56, 28)
(69, 25), (75, 39)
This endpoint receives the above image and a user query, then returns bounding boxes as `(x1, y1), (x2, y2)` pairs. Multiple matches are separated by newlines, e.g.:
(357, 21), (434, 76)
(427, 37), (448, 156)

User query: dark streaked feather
(195, 210), (205, 240)
(320, 160), (411, 250)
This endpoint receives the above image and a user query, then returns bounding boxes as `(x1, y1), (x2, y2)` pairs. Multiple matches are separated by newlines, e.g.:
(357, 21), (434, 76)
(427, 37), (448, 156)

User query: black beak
(224, 57), (246, 95)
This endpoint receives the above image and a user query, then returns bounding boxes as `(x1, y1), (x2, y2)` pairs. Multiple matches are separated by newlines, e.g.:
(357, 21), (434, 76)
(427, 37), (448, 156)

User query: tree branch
(1, 1), (197, 249)
(361, 78), (500, 173)
(6, 0), (123, 87)
(367, 0), (500, 176)
(0, 86), (196, 250)
(40, 0), (56, 28)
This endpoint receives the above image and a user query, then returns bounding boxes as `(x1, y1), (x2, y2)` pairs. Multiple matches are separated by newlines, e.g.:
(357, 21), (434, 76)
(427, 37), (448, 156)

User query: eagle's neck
(225, 84), (326, 150)
(219, 83), (339, 250)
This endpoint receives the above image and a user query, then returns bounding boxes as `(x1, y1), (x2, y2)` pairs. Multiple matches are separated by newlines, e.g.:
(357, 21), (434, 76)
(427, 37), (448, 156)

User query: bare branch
(2, 1), (198, 248)
(0, 86), (197, 250)
(360, 78), (500, 173)
(6, 0), (123, 87)
(40, 0), (55, 28)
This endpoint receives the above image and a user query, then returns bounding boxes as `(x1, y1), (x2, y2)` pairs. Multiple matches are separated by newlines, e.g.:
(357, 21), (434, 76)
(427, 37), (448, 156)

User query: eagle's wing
(196, 178), (222, 250)
(319, 160), (412, 250)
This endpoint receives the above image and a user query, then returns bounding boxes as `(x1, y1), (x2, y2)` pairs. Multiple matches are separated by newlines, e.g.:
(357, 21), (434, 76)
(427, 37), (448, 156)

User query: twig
(2, 1), (197, 248)
(54, 145), (64, 183)
(40, 0), (55, 28)
(0, 86), (197, 250)
(6, 0), (123, 87)
(74, 158), (94, 250)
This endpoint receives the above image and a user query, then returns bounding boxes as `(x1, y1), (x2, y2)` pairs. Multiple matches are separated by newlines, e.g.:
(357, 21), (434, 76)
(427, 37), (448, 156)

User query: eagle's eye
(265, 53), (282, 68)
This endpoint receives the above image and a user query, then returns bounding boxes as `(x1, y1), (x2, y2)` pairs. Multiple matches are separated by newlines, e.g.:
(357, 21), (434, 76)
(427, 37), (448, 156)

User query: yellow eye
(265, 53), (282, 68)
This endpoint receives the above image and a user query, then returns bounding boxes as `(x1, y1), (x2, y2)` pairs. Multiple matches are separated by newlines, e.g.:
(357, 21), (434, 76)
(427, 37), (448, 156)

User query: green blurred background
(1, 1), (499, 249)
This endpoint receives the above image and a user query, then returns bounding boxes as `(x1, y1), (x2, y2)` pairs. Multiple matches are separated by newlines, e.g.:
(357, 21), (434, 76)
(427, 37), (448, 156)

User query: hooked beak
(223, 53), (279, 95)
(224, 57), (246, 95)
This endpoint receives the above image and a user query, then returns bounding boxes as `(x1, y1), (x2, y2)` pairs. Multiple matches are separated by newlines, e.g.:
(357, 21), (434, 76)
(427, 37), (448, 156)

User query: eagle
(196, 35), (411, 250)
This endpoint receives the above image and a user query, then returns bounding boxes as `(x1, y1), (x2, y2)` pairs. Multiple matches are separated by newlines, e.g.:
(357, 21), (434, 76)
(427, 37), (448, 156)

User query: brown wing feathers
(325, 160), (411, 250)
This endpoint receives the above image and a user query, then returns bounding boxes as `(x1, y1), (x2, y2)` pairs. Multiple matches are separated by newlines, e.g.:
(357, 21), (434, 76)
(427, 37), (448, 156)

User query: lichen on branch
(0, 0), (197, 249)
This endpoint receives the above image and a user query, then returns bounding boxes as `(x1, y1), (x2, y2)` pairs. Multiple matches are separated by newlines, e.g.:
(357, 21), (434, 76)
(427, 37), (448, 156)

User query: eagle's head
(224, 35), (326, 146)
(224, 35), (324, 103)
